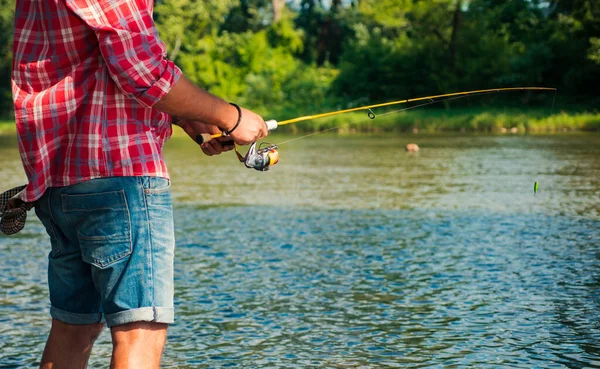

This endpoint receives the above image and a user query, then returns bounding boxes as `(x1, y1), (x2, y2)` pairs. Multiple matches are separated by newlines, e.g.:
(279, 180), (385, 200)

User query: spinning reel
(234, 119), (279, 172)
(235, 142), (279, 171)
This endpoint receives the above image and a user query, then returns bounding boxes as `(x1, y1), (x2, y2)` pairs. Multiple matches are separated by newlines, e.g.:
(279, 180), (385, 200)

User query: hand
(228, 107), (268, 146)
(178, 119), (235, 156)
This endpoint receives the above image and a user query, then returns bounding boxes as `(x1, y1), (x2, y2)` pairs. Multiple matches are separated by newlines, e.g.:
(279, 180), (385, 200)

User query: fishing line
(273, 87), (557, 128)
(277, 89), (507, 146)
(276, 95), (458, 146)
(276, 125), (342, 146)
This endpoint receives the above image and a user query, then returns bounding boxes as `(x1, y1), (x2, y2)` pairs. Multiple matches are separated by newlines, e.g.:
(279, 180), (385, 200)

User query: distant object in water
(406, 143), (420, 152)
(500, 127), (520, 134)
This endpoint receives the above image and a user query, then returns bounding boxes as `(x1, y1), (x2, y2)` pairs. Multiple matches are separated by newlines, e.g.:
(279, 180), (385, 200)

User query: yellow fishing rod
(197, 87), (557, 171)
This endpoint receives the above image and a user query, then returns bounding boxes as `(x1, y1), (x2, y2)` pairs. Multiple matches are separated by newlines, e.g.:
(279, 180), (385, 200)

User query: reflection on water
(0, 133), (599, 368)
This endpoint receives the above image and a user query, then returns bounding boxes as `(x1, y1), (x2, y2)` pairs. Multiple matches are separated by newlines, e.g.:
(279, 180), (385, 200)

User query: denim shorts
(34, 176), (175, 327)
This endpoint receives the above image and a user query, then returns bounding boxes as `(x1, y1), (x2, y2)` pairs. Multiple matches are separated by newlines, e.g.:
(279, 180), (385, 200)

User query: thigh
(53, 177), (175, 328)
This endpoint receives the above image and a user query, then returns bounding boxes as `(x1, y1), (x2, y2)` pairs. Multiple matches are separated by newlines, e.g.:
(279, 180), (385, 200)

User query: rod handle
(195, 133), (213, 145)
(266, 119), (278, 131)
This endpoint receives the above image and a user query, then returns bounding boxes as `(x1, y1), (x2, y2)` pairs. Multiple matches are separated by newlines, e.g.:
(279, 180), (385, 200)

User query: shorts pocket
(62, 190), (132, 268)
(144, 178), (172, 211)
(144, 178), (171, 195)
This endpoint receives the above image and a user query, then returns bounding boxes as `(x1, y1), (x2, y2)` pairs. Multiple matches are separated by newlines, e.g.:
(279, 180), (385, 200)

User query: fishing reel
(235, 119), (279, 171)
(235, 141), (279, 171)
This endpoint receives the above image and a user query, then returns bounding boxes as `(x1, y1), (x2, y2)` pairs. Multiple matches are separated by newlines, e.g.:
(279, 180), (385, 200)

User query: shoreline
(2, 111), (599, 135)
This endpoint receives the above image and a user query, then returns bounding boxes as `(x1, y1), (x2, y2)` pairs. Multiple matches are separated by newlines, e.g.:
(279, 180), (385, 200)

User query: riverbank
(2, 110), (599, 135)
(276, 109), (600, 134)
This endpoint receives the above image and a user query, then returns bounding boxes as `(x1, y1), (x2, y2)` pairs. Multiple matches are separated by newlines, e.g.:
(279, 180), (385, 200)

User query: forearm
(155, 75), (238, 131)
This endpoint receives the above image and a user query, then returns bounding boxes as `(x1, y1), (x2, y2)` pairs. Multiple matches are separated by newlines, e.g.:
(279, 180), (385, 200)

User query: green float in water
(534, 182), (539, 195)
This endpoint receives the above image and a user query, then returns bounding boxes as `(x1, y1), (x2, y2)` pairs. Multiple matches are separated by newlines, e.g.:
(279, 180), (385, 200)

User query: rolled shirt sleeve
(65, 0), (181, 107)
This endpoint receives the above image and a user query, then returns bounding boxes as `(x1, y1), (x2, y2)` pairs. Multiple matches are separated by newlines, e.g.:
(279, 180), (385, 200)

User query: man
(11, 0), (268, 367)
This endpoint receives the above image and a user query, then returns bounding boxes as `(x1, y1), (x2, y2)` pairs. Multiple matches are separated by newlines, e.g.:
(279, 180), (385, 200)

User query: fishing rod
(195, 87), (557, 171)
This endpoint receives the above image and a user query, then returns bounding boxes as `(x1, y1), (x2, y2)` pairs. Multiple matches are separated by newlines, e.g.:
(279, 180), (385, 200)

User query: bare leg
(110, 322), (167, 369)
(40, 319), (104, 369)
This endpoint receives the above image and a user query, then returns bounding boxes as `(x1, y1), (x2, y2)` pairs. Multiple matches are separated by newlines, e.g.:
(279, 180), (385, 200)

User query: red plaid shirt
(12, 0), (181, 202)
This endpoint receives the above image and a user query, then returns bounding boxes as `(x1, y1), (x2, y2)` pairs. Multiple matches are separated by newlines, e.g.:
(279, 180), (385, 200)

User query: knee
(110, 323), (167, 369)
(51, 320), (104, 347)
(111, 321), (168, 348)
(83, 323), (104, 343)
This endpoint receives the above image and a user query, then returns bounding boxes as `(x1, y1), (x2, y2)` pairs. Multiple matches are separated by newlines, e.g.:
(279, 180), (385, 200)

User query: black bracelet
(223, 103), (242, 136)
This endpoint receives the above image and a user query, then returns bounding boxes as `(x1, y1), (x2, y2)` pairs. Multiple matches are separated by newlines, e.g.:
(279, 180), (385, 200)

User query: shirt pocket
(62, 190), (132, 268)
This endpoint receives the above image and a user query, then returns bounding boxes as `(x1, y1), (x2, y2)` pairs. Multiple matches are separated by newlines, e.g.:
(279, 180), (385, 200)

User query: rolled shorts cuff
(105, 307), (174, 328)
(51, 306), (103, 325)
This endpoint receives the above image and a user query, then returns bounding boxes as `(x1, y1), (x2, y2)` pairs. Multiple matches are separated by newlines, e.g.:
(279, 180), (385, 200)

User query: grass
(274, 108), (600, 134)
(0, 120), (15, 134)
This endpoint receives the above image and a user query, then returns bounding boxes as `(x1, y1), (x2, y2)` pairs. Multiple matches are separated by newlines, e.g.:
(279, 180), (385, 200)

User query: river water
(0, 133), (599, 368)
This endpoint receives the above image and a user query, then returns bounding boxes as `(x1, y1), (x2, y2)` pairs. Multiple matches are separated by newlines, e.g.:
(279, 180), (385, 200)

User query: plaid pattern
(12, 0), (182, 203)
(0, 185), (34, 236)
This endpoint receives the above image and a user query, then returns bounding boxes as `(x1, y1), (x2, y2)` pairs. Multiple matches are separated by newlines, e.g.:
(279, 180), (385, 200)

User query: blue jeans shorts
(34, 176), (175, 327)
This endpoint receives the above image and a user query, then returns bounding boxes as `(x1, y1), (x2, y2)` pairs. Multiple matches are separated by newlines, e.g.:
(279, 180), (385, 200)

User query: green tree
(154, 0), (237, 61)
(589, 38), (600, 64)
(546, 0), (600, 98)
(334, 0), (484, 100)
(1, 0), (598, 117)
(295, 0), (355, 65)
(0, 0), (15, 116)
(333, 0), (599, 106)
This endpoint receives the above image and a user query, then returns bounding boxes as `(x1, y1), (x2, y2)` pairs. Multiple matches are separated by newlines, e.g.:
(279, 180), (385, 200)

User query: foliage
(0, 0), (15, 115)
(0, 0), (599, 120)
(589, 38), (600, 64)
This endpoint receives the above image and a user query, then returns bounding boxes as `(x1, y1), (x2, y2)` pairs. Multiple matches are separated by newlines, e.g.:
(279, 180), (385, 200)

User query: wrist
(172, 117), (187, 129)
(215, 103), (239, 132)
(221, 103), (242, 136)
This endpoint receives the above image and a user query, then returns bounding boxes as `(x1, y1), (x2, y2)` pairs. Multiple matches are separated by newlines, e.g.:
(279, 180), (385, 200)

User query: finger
(208, 139), (234, 155)
(201, 147), (214, 156)
(216, 139), (235, 152)
(256, 129), (266, 141)
(217, 137), (235, 145)
(201, 143), (217, 156)
(261, 122), (269, 138)
(258, 117), (269, 139)
(216, 137), (235, 146)
(205, 135), (229, 152)
(207, 139), (223, 154)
